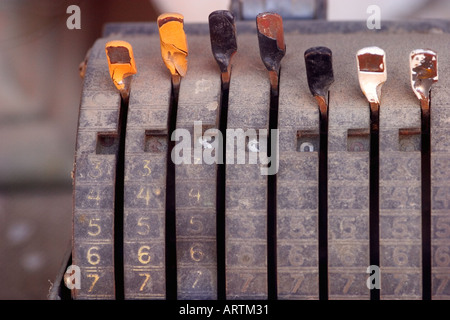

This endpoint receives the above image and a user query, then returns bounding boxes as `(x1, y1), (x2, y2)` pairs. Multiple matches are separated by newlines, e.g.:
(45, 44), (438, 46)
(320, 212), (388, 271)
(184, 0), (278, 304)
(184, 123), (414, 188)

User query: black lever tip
(304, 46), (334, 99)
(209, 10), (237, 74)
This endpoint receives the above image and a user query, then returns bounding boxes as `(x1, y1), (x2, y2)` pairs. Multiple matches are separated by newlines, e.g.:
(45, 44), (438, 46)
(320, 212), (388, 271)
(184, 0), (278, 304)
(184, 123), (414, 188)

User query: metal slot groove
(165, 83), (180, 300)
(113, 96), (129, 300)
(216, 81), (229, 300)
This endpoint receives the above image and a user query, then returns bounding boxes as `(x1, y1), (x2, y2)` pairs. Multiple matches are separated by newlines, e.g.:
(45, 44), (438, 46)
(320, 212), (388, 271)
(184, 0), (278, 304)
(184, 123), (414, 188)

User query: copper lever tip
(410, 49), (438, 103)
(256, 12), (286, 92)
(356, 46), (386, 105)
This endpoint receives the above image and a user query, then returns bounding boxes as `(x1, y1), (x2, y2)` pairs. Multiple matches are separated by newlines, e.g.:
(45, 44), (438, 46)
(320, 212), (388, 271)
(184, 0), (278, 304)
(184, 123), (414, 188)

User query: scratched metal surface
(122, 36), (171, 299)
(175, 34), (221, 299)
(68, 22), (450, 300)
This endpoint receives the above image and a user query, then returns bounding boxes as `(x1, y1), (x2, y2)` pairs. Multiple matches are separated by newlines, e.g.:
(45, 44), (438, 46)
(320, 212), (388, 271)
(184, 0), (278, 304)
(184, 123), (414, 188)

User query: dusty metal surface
(122, 36), (171, 299)
(327, 37), (371, 300)
(72, 38), (121, 299)
(378, 44), (422, 299)
(431, 46), (450, 300)
(277, 34), (320, 299)
(67, 21), (450, 300)
(175, 35), (221, 299)
(225, 33), (270, 300)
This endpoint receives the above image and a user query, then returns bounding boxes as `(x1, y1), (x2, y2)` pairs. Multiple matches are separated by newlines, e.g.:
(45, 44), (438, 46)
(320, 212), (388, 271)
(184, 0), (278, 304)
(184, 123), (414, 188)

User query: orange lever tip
(157, 13), (188, 79)
(105, 40), (137, 94)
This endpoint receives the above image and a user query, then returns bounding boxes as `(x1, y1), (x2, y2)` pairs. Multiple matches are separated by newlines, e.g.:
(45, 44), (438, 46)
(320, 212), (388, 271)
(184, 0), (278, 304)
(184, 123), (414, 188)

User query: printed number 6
(87, 246), (101, 265)
(138, 245), (151, 264)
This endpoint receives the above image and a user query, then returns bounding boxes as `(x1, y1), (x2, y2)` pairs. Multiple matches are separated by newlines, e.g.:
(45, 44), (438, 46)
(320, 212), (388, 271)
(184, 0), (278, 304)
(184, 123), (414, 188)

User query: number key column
(72, 39), (121, 299)
(431, 40), (450, 299)
(225, 32), (270, 299)
(123, 37), (171, 299)
(379, 40), (422, 299)
(327, 35), (371, 299)
(175, 34), (221, 299)
(277, 35), (320, 299)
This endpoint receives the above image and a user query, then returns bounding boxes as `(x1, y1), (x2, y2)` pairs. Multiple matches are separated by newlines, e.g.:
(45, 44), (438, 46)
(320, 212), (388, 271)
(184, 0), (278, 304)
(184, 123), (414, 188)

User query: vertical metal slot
(369, 104), (380, 300)
(267, 80), (280, 300)
(165, 83), (180, 300)
(318, 95), (330, 300)
(421, 100), (432, 300)
(216, 79), (230, 301)
(113, 97), (129, 300)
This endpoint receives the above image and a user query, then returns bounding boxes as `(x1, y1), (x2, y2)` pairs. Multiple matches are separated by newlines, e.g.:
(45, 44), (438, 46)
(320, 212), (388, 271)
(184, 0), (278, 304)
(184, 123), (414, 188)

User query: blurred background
(0, 0), (449, 299)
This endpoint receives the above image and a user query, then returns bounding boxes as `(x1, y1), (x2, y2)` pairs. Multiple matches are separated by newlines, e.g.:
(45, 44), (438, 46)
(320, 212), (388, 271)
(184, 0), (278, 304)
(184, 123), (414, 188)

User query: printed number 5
(137, 217), (150, 236)
(88, 218), (101, 236)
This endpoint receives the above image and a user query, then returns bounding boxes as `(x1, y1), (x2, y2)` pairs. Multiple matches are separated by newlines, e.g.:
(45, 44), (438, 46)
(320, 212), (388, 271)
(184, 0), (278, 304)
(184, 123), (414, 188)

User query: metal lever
(356, 46), (386, 300)
(410, 48), (438, 300)
(105, 40), (137, 102)
(256, 12), (286, 95)
(305, 46), (333, 300)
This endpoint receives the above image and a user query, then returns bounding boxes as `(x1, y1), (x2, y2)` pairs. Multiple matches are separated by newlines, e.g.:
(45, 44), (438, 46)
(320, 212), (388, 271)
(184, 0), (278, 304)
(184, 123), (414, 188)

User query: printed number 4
(87, 189), (101, 204)
(137, 187), (151, 206)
